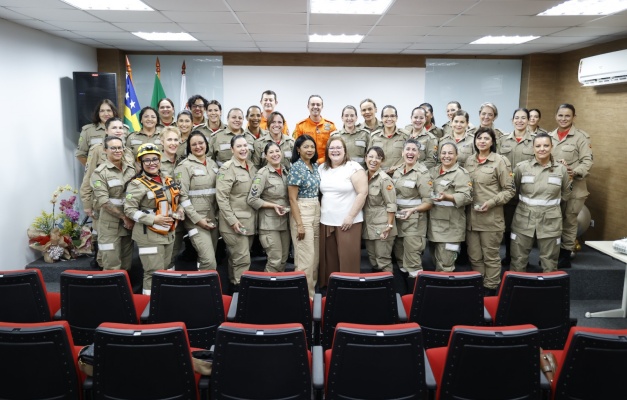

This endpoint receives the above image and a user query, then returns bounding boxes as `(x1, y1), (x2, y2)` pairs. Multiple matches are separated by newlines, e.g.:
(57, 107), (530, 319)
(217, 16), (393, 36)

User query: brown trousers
(318, 222), (363, 288)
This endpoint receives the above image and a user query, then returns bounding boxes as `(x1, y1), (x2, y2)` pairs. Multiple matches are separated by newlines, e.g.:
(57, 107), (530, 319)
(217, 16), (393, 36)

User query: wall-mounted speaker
(73, 72), (117, 129)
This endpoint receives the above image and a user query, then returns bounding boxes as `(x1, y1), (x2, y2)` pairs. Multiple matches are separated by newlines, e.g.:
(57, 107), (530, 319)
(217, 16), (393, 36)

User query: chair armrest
(540, 366), (551, 397)
(483, 306), (493, 324)
(53, 308), (62, 321)
(396, 293), (407, 322)
(569, 317), (577, 327)
(198, 375), (210, 398)
(140, 303), (150, 322)
(312, 345), (324, 400)
(227, 292), (239, 321)
(313, 293), (322, 346)
(424, 350), (437, 397)
(83, 376), (93, 400)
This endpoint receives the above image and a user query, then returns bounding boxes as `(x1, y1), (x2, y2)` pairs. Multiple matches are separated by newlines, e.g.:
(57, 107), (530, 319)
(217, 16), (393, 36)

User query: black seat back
(0, 269), (51, 322)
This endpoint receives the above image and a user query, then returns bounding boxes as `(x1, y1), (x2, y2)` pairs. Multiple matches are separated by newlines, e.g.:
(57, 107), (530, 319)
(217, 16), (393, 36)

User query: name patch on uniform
(439, 180), (451, 186)
(108, 179), (122, 187)
(284, 151), (292, 158)
(355, 140), (366, 147)
(90, 138), (103, 145)
(193, 169), (206, 176)
(219, 143), (230, 150)
(521, 176), (535, 184)
(548, 176), (562, 186)
(403, 180), (416, 188)
(131, 139), (143, 145)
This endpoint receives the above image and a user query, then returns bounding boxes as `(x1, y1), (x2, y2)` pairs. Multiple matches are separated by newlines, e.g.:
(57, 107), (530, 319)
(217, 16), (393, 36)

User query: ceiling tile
(46, 21), (123, 31)
(250, 34), (307, 42)
(309, 25), (372, 35)
(181, 24), (245, 34)
(0, 6), (31, 19)
(309, 13), (380, 25)
(144, 0), (230, 12)
(74, 31), (137, 40)
(202, 41), (258, 48)
(161, 11), (237, 24)
(407, 43), (463, 50)
(354, 48), (402, 54)
(258, 47), (307, 52)
(552, 26), (627, 37)
(582, 15), (627, 27)
(85, 10), (171, 23)
(368, 25), (434, 36)
(11, 19), (63, 30)
(429, 26), (500, 36)
(212, 46), (260, 52)
(256, 41), (308, 47)
(5, 7), (99, 21)
(243, 24), (305, 34)
(195, 33), (252, 41)
(0, 0), (73, 7)
(112, 22), (182, 31)
(377, 14), (454, 26)
(387, 0), (479, 16)
(402, 49), (454, 54)
(226, 0), (306, 13)
(236, 12), (307, 24)
(358, 42), (411, 50)
(464, 1), (557, 16)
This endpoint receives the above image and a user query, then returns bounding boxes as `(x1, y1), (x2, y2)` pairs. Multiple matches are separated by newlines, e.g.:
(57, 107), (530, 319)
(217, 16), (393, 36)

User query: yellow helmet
(136, 143), (161, 161)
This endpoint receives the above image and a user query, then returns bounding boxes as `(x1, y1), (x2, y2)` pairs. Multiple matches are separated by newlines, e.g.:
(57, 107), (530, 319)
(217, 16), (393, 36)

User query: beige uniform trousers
(259, 229), (290, 272)
(365, 238), (394, 272)
(467, 230), (502, 289)
(393, 235), (426, 276)
(185, 220), (217, 270)
(429, 242), (460, 272)
(138, 240), (174, 290)
(511, 232), (560, 273)
(221, 230), (253, 284)
(290, 198), (320, 298)
(561, 197), (586, 251)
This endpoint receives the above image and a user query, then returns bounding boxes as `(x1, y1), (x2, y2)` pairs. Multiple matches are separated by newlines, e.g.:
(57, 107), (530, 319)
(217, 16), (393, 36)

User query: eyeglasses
(108, 146), (124, 151)
(142, 158), (160, 165)
(328, 146), (344, 151)
(191, 104), (205, 109)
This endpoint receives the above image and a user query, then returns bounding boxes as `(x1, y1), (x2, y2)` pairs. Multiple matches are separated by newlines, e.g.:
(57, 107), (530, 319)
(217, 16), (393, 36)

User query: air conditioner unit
(578, 49), (627, 87)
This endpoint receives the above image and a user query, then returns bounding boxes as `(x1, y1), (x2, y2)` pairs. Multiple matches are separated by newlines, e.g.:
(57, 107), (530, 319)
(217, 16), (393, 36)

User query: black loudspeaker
(73, 72), (118, 129)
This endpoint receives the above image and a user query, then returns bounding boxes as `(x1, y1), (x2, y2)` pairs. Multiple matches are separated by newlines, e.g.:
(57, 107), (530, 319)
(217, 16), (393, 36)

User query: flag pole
(126, 55), (133, 82)
(156, 57), (161, 79)
(181, 60), (186, 75)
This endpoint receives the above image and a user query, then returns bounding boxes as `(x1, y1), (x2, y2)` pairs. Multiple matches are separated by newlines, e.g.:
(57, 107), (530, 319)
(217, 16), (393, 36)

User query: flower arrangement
(28, 185), (92, 263)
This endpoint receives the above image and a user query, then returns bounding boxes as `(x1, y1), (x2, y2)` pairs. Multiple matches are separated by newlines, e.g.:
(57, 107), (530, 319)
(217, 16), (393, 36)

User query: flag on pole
(124, 73), (141, 132)
(179, 60), (187, 112)
(150, 57), (166, 109)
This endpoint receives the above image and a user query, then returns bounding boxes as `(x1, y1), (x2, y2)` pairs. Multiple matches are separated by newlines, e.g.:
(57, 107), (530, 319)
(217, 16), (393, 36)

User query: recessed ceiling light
(311, 0), (393, 15)
(309, 34), (364, 43)
(132, 32), (198, 41)
(538, 0), (627, 16)
(61, 0), (153, 11)
(471, 36), (539, 45)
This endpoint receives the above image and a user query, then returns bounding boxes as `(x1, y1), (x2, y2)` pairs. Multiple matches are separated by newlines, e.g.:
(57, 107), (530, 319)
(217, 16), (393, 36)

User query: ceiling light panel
(471, 35), (539, 44)
(538, 0), (627, 16)
(132, 32), (197, 41)
(311, 0), (394, 15)
(62, 0), (153, 11)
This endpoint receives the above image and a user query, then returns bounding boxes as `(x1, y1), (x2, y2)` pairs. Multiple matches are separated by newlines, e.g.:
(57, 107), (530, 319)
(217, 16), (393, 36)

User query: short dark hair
(208, 99), (222, 111)
(186, 131), (209, 156)
(187, 94), (208, 109)
(104, 136), (123, 149)
(556, 103), (576, 115)
(291, 135), (318, 164)
(105, 117), (123, 130)
(367, 146), (385, 161)
(139, 106), (160, 127)
(473, 127), (497, 154)
(260, 90), (277, 101)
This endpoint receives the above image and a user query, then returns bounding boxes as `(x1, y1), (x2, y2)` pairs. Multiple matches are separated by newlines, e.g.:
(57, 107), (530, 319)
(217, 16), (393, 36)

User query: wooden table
(585, 241), (627, 318)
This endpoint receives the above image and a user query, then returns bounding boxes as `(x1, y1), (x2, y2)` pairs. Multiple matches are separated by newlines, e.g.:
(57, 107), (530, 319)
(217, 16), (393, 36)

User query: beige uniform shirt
(92, 160), (136, 236)
(428, 163), (472, 242)
(370, 128), (408, 171)
(468, 126), (504, 140)
(252, 133), (295, 171)
(548, 126), (593, 199)
(216, 158), (258, 234)
(513, 159), (571, 239)
(426, 124), (443, 140)
(465, 153), (515, 232)
(160, 155), (183, 179)
(439, 132), (475, 167)
(407, 128), (439, 168)
(209, 128), (256, 167)
(124, 172), (177, 245)
(126, 131), (163, 158)
(358, 119), (383, 135)
(174, 155), (219, 226)
(75, 123), (106, 159)
(80, 143), (133, 210)
(392, 163), (433, 237)
(331, 128), (371, 168)
(196, 121), (226, 141)
(247, 165), (289, 231)
(498, 131), (535, 168)
(363, 170), (397, 240)
(244, 127), (268, 141)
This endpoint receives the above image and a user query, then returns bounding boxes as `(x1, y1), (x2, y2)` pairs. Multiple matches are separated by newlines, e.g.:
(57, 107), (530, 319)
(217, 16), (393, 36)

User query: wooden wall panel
(520, 53), (559, 129)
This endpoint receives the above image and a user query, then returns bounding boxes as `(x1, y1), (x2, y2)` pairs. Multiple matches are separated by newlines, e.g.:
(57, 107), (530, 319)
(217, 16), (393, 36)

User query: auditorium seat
(141, 269), (231, 348)
(211, 322), (315, 400)
(401, 271), (487, 348)
(58, 269), (149, 345)
(426, 324), (548, 400)
(0, 269), (60, 322)
(227, 270), (313, 344)
(484, 271), (576, 349)
(0, 321), (81, 399)
(323, 322), (435, 400)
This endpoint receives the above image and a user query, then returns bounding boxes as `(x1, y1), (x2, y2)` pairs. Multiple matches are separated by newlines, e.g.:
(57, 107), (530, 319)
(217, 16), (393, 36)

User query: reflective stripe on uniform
(189, 188), (216, 196)
(138, 247), (158, 255)
(132, 211), (144, 222)
(188, 228), (199, 237)
(445, 243), (460, 252)
(99, 243), (115, 251)
(434, 200), (454, 207)
(396, 198), (422, 206)
(152, 224), (170, 232)
(519, 195), (560, 206)
(109, 198), (124, 205)
(181, 200), (192, 207)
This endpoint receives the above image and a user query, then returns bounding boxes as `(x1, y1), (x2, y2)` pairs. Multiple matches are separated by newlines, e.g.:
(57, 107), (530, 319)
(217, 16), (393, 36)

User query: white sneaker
(400, 267), (407, 273)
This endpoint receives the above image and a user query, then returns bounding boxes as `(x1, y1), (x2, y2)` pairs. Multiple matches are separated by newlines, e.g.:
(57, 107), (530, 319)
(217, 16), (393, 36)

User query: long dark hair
(291, 135), (318, 164)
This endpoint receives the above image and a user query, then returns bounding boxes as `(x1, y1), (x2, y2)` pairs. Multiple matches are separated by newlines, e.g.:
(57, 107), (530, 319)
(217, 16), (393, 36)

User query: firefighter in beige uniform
(407, 127), (438, 168)
(209, 128), (256, 167)
(363, 147), (397, 273)
(439, 131), (475, 167)
(331, 127), (370, 170)
(370, 129), (408, 173)
(428, 143), (473, 272)
(511, 134), (571, 272)
(392, 139), (433, 280)
(247, 143), (290, 272)
(124, 144), (182, 294)
(174, 137), (220, 271)
(92, 137), (136, 271)
(252, 132), (294, 171)
(548, 104), (593, 268)
(216, 136), (258, 286)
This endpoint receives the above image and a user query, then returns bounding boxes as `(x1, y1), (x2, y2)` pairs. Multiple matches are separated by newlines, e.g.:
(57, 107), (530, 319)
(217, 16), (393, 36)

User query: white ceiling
(2, 0), (627, 55)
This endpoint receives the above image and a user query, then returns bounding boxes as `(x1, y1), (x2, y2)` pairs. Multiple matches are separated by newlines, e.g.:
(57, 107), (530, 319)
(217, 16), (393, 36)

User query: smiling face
(342, 108), (357, 130)
(232, 137), (249, 162)
(163, 131), (179, 156)
(439, 143), (458, 168)
(402, 142), (419, 166)
(269, 114), (284, 136)
(105, 138), (124, 163)
(446, 103), (459, 121)
(360, 101), (377, 123)
(141, 154), (161, 175)
(227, 110), (244, 132)
(141, 109), (158, 130)
(98, 103), (114, 124)
(382, 107), (397, 129)
(247, 107), (262, 130)
(412, 108), (427, 131)
(190, 134), (207, 158)
(298, 140), (316, 163)
(177, 114), (192, 135)
(479, 106), (496, 127)
(366, 148), (383, 173)
(513, 110), (528, 132)
(261, 94), (277, 114)
(207, 104), (221, 124)
(452, 115), (468, 135)
(158, 100), (173, 121)
(327, 139), (346, 165)
(475, 132), (493, 154)
(191, 99), (205, 120)
(534, 136), (553, 163)
(529, 110), (541, 128)
(556, 107), (574, 130)
(308, 96), (323, 119)
(265, 143), (282, 167)
(106, 120), (125, 138)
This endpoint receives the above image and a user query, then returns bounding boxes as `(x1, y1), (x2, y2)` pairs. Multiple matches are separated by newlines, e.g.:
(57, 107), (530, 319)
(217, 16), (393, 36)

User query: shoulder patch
(218, 174), (225, 180)
(93, 180), (102, 188)
(386, 184), (393, 191)
(253, 177), (261, 184)
(125, 193), (132, 200)
(428, 180), (433, 186)
(468, 181), (473, 187)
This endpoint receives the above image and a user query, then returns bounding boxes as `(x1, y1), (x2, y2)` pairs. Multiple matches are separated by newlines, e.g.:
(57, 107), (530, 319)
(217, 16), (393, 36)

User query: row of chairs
(1, 318), (625, 399)
(0, 268), (576, 350)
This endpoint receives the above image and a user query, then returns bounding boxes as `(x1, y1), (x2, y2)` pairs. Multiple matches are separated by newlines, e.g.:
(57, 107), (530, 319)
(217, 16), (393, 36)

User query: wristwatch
(386, 224), (394, 228)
